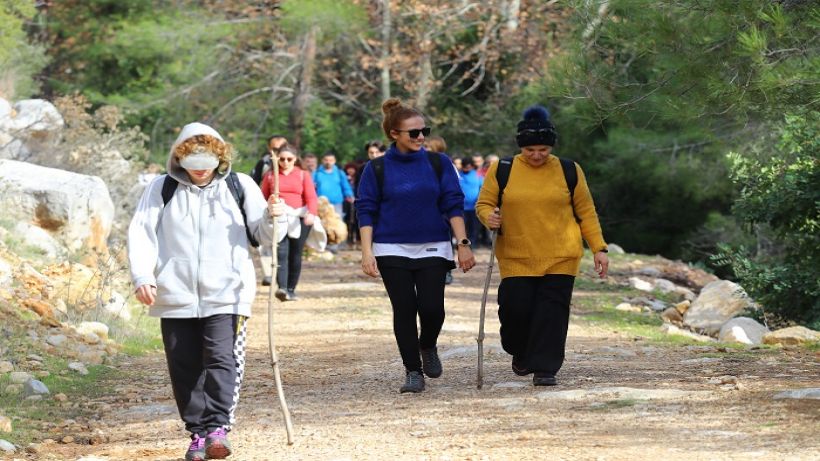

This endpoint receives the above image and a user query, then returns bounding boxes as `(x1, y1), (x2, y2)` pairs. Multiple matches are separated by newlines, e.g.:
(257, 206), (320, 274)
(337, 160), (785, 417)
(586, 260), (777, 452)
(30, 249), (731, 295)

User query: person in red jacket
(261, 144), (318, 301)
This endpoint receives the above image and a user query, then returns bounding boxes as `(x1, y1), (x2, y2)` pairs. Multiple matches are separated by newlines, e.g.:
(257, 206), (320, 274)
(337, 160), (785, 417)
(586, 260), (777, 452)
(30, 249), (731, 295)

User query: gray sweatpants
(161, 314), (248, 436)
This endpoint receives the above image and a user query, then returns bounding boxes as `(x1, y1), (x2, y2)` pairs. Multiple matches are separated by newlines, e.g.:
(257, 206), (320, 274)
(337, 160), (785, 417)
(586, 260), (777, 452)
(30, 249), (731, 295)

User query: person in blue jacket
(458, 156), (484, 248)
(357, 98), (476, 394)
(312, 151), (354, 219)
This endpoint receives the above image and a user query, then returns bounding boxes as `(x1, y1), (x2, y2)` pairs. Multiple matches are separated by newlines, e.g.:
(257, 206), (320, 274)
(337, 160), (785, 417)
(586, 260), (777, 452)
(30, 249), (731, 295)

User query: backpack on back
(495, 155), (580, 223)
(161, 172), (260, 247)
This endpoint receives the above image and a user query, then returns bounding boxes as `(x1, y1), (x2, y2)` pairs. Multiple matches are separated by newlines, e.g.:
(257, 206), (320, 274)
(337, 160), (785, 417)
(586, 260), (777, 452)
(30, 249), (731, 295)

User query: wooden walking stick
(267, 157), (295, 445)
(476, 230), (498, 389)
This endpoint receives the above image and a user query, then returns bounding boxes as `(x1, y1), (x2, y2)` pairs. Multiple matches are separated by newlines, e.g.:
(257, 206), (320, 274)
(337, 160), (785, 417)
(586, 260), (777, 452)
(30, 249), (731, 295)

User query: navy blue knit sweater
(356, 145), (464, 243)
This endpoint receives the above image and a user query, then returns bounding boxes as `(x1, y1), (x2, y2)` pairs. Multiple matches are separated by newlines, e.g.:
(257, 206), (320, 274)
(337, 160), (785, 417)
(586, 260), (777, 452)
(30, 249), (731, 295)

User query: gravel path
(26, 249), (820, 461)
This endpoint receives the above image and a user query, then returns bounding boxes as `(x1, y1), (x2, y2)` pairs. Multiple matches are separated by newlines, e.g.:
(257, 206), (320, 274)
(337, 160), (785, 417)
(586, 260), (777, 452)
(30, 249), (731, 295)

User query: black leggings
(497, 275), (575, 374)
(377, 259), (449, 373)
(276, 219), (311, 291)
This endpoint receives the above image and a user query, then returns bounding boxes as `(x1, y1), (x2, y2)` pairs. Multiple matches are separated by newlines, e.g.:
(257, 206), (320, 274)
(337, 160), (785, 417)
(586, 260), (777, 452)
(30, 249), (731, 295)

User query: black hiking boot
(533, 372), (557, 386)
(511, 357), (531, 376)
(420, 347), (443, 378)
(400, 371), (425, 393)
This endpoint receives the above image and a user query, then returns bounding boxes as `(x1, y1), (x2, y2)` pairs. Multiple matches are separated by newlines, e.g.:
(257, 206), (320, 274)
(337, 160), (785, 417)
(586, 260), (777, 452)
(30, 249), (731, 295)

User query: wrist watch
(457, 238), (472, 246)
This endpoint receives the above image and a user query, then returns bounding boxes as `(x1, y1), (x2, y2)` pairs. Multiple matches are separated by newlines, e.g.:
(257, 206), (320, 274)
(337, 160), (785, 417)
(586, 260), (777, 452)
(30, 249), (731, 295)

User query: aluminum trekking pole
(267, 157), (295, 445)
(476, 230), (498, 389)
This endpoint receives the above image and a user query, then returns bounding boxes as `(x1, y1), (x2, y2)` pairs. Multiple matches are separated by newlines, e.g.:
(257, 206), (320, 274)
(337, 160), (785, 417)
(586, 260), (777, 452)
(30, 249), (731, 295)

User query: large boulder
(683, 280), (754, 336)
(0, 160), (114, 253)
(0, 99), (63, 156)
(718, 317), (769, 345)
(763, 326), (820, 346)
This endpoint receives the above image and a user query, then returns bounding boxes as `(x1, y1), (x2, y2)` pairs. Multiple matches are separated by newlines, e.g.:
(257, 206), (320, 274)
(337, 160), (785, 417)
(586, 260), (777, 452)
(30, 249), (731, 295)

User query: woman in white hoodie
(128, 122), (282, 461)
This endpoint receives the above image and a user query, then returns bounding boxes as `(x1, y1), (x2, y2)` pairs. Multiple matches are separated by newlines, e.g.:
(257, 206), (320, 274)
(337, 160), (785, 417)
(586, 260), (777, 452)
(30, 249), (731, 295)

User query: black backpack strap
(372, 156), (385, 195)
(161, 175), (178, 206)
(495, 156), (514, 209)
(226, 172), (259, 247)
(559, 157), (580, 223)
(427, 152), (443, 181)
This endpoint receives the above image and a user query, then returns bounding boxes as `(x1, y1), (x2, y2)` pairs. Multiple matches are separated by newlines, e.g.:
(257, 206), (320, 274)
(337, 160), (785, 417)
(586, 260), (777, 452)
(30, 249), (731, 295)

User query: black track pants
(161, 314), (248, 436)
(497, 275), (575, 374)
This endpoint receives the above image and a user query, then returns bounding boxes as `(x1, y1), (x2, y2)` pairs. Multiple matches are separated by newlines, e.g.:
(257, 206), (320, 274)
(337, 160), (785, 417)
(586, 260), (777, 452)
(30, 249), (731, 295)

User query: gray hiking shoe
(185, 434), (206, 461)
(420, 347), (442, 378)
(400, 370), (425, 393)
(205, 427), (232, 459)
(274, 288), (289, 302)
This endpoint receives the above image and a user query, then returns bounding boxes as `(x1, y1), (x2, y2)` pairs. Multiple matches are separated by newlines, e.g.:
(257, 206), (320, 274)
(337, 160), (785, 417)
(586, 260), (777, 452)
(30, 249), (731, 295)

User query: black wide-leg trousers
(497, 275), (575, 374)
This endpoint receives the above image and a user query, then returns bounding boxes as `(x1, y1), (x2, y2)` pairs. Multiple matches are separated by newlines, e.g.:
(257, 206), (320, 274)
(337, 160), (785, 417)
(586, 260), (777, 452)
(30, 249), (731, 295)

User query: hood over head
(167, 122), (232, 185)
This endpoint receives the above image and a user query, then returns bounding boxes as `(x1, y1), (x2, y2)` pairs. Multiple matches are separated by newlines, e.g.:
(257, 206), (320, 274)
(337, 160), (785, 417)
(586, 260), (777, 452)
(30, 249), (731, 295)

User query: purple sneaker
(205, 427), (232, 459)
(185, 434), (206, 461)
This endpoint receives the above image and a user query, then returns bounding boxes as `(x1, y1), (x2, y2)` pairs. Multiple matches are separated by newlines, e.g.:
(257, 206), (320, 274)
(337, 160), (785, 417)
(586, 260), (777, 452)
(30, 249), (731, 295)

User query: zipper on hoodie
(192, 185), (202, 317)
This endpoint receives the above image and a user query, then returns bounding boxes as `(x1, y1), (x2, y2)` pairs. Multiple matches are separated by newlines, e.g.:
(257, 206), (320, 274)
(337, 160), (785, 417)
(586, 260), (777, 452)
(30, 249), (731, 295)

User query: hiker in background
(313, 152), (354, 253)
(313, 151), (354, 219)
(250, 134), (288, 185)
(458, 155), (483, 251)
(476, 105), (609, 387)
(475, 154), (498, 247)
(472, 154), (486, 178)
(250, 135), (289, 286)
(350, 140), (387, 248)
(424, 135), (456, 285)
(451, 156), (462, 171)
(261, 144), (318, 301)
(357, 98), (476, 394)
(302, 152), (318, 174)
(128, 122), (282, 461)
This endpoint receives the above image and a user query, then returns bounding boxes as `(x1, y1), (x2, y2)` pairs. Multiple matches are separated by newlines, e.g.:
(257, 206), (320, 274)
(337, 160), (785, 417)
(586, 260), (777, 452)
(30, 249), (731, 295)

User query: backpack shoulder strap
(372, 156), (386, 194)
(559, 157), (580, 223)
(427, 152), (443, 181)
(161, 175), (178, 206)
(495, 156), (514, 209)
(226, 172), (259, 247)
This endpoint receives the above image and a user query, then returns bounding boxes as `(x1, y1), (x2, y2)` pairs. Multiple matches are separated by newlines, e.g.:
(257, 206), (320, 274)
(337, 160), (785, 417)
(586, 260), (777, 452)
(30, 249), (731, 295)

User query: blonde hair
(424, 136), (447, 153)
(173, 134), (233, 173)
(381, 98), (424, 140)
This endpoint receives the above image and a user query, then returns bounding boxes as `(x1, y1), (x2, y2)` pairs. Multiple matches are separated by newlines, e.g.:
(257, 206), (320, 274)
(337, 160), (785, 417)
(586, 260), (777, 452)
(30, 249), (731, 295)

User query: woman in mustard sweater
(476, 105), (609, 386)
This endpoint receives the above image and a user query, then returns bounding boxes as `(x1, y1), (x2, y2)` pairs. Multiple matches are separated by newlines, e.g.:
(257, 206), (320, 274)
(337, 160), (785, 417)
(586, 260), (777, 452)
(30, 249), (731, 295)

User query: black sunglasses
(395, 127), (431, 139)
(278, 157), (297, 162)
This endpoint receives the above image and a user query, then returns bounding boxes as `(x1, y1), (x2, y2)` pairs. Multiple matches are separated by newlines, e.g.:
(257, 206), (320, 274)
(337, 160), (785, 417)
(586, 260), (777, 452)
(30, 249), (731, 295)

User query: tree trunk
(503, 0), (520, 32)
(380, 0), (392, 102)
(289, 25), (318, 150)
(416, 36), (433, 112)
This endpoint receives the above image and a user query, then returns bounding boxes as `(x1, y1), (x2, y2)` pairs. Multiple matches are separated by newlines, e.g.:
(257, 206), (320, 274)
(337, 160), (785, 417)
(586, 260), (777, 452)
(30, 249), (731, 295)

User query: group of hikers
(127, 97), (609, 460)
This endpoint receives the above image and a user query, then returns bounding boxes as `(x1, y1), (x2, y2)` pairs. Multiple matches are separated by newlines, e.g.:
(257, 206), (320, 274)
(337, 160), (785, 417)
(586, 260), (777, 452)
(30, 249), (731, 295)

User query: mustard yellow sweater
(476, 154), (607, 278)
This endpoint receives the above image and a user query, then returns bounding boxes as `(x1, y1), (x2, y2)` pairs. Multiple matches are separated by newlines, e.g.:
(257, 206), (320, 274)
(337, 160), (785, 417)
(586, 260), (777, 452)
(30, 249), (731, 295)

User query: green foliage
(0, 0), (48, 98)
(280, 0), (367, 39)
(714, 113), (820, 328)
(524, 0), (818, 262)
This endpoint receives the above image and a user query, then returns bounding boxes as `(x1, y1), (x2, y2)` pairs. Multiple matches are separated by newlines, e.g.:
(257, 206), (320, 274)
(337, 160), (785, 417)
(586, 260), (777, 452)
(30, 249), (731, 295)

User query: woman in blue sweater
(357, 98), (476, 393)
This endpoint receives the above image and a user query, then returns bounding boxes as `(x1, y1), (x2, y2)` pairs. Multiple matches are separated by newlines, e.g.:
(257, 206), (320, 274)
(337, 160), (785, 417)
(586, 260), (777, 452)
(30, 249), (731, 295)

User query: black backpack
(496, 156), (580, 222)
(161, 172), (260, 247)
(370, 152), (444, 194)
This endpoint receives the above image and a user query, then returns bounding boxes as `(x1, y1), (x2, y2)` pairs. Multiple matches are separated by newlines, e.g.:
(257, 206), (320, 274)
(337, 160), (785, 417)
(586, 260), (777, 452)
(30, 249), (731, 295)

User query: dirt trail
(24, 249), (820, 461)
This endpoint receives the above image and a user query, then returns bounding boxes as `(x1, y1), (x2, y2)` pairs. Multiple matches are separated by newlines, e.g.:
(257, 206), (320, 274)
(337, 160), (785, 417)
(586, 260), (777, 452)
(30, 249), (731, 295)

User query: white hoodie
(127, 123), (275, 318)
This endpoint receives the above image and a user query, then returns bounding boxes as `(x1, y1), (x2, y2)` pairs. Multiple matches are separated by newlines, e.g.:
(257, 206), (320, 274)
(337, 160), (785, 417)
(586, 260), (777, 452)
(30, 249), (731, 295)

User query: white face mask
(179, 152), (219, 170)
